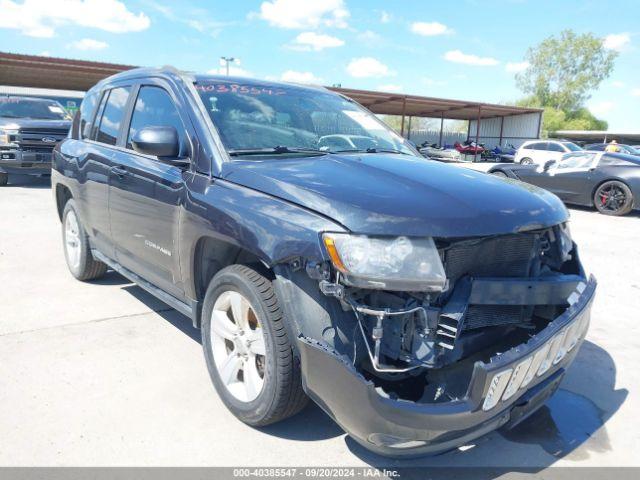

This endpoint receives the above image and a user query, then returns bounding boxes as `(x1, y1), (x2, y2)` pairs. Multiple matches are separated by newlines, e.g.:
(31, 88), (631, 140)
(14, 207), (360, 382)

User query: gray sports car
(489, 151), (640, 216)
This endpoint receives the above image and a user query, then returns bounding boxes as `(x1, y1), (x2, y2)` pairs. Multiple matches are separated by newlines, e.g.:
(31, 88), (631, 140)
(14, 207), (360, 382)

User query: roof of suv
(91, 66), (331, 96)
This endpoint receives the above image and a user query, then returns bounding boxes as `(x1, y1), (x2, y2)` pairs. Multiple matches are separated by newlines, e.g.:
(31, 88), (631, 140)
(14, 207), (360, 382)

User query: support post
(474, 105), (481, 162)
(407, 116), (412, 140)
(439, 113), (444, 147)
(400, 97), (407, 137)
(498, 116), (504, 146)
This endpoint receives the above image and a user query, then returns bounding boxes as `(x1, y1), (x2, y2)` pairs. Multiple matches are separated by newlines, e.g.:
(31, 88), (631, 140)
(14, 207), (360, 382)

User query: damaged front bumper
(297, 275), (596, 457)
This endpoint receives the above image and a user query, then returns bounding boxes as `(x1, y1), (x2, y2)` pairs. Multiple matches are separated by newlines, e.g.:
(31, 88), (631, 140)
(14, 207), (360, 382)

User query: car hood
(220, 153), (569, 237)
(0, 118), (71, 130)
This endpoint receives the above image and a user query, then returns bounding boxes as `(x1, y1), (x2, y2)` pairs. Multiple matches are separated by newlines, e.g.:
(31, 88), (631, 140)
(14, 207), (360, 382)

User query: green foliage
(515, 30), (616, 133)
(516, 30), (617, 112)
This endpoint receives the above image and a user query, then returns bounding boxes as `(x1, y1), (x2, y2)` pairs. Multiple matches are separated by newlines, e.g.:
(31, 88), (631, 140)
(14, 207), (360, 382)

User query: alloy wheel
(210, 290), (266, 402)
(64, 209), (81, 269)
(597, 184), (627, 214)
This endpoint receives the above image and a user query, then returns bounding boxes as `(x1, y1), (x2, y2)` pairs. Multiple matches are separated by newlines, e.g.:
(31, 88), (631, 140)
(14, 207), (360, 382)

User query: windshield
(195, 81), (416, 157)
(563, 142), (583, 152)
(0, 97), (71, 120)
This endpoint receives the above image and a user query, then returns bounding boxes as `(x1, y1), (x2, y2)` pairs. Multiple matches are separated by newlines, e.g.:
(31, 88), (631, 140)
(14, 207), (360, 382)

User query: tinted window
(563, 142), (582, 152)
(586, 144), (606, 151)
(547, 142), (565, 152)
(79, 91), (99, 139)
(557, 152), (597, 169)
(600, 153), (640, 167)
(126, 86), (185, 153)
(96, 87), (131, 146)
(530, 142), (548, 150)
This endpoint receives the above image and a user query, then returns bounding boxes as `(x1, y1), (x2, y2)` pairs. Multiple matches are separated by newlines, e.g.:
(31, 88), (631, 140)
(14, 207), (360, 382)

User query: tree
(516, 30), (617, 113)
(517, 96), (608, 137)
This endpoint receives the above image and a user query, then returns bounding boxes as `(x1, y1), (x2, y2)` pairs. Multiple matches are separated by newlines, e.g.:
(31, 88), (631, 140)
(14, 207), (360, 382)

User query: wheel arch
(55, 183), (73, 221)
(192, 235), (273, 308)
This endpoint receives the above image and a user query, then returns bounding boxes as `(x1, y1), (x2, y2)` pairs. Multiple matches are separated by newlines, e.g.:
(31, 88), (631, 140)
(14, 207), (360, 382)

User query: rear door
(108, 80), (192, 298)
(80, 85), (132, 258)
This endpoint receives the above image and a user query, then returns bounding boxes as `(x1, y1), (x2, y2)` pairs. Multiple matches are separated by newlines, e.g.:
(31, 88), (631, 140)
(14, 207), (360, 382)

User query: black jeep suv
(52, 67), (596, 457)
(0, 96), (71, 185)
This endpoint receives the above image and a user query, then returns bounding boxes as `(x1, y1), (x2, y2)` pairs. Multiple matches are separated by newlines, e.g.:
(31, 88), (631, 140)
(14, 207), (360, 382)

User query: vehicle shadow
(343, 340), (626, 474)
(92, 270), (202, 344)
(2, 174), (51, 188)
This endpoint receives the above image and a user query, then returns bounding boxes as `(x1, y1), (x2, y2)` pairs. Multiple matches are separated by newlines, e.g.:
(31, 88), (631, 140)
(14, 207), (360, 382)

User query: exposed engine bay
(299, 224), (584, 404)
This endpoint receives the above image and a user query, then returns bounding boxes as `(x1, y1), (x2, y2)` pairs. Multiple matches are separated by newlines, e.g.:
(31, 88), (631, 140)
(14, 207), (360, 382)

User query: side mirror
(131, 126), (180, 159)
(543, 159), (556, 171)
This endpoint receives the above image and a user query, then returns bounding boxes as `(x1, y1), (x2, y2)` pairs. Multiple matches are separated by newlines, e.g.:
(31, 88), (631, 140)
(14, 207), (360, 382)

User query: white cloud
(410, 21), (452, 37)
(287, 31), (344, 51)
(257, 0), (349, 29)
(377, 84), (402, 92)
(357, 30), (382, 44)
(588, 100), (615, 115)
(603, 33), (631, 51)
(208, 66), (254, 78)
(380, 11), (391, 23)
(444, 50), (499, 66)
(611, 80), (625, 88)
(632, 88), (640, 97)
(0, 0), (150, 38)
(280, 70), (323, 84)
(149, 3), (229, 37)
(346, 57), (394, 78)
(68, 38), (108, 50)
(505, 61), (529, 73)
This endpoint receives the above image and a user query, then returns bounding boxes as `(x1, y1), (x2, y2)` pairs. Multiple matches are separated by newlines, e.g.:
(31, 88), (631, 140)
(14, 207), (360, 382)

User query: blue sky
(1, 0), (638, 130)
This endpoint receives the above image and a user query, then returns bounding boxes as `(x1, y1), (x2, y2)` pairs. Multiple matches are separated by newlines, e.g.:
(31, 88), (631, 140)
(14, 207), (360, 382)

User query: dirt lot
(0, 174), (638, 468)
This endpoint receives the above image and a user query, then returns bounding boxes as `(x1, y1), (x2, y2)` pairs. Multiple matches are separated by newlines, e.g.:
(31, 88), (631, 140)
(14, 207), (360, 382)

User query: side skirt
(92, 249), (198, 325)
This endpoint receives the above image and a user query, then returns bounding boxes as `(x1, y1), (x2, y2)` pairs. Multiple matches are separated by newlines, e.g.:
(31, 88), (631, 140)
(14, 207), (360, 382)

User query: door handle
(111, 166), (128, 178)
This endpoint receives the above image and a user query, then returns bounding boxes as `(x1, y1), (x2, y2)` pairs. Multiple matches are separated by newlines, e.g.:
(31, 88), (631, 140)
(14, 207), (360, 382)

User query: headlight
(322, 233), (447, 291)
(0, 129), (17, 145)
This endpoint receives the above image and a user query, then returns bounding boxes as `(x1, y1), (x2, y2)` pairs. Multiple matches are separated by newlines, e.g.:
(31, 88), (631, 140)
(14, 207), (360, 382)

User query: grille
(463, 305), (525, 331)
(440, 234), (539, 336)
(444, 234), (537, 282)
(18, 128), (68, 136)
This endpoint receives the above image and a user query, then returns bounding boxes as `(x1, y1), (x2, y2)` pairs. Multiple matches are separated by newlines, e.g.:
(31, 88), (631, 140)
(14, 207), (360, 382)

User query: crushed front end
(275, 224), (596, 457)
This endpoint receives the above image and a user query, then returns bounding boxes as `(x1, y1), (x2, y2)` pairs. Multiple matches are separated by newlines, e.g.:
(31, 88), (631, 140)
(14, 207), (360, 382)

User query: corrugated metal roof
(0, 51), (542, 121)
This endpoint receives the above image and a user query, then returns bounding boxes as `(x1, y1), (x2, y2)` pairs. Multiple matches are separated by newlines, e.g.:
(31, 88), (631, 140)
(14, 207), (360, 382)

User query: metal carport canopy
(1, 52), (541, 118)
(327, 86), (542, 121)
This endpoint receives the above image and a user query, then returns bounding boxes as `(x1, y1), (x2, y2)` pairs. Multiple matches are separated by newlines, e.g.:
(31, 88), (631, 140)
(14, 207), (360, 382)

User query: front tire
(201, 264), (307, 426)
(61, 199), (107, 280)
(520, 157), (533, 165)
(0, 173), (7, 186)
(593, 181), (633, 216)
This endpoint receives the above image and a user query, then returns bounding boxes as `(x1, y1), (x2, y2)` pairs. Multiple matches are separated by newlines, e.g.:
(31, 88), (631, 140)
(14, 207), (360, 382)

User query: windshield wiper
(228, 146), (328, 157)
(333, 147), (412, 156)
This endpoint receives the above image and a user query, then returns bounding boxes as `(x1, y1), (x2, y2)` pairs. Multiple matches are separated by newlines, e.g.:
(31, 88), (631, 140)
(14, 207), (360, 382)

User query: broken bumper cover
(297, 275), (596, 457)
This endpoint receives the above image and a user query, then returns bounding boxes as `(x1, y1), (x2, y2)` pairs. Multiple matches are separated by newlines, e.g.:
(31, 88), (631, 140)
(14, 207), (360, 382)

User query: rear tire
(0, 173), (7, 186)
(201, 264), (307, 426)
(593, 181), (633, 216)
(520, 157), (533, 165)
(61, 199), (107, 280)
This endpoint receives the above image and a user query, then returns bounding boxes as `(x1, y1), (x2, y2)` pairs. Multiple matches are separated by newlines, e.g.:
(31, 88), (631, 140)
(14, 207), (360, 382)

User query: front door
(533, 152), (599, 202)
(107, 83), (192, 299)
